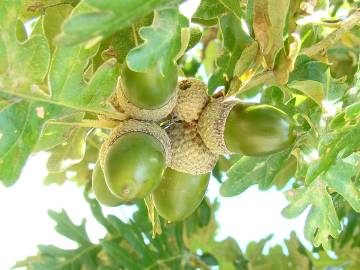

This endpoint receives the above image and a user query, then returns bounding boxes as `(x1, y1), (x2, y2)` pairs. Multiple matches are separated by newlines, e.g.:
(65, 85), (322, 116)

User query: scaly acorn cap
(167, 122), (218, 175)
(197, 97), (239, 155)
(116, 78), (178, 122)
(99, 120), (171, 169)
(173, 78), (210, 123)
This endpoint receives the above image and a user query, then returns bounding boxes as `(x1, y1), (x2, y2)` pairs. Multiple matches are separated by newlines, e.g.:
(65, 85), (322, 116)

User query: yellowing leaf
(288, 80), (324, 107)
(253, 0), (290, 68)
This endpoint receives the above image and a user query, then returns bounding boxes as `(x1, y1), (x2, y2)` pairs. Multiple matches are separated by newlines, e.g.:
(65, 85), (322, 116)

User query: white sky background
(0, 0), (312, 269)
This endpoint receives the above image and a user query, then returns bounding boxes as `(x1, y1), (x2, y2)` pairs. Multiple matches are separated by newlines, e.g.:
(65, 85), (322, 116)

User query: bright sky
(0, 153), (309, 270)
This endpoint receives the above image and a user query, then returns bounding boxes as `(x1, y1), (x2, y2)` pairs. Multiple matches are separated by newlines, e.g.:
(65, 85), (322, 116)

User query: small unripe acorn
(198, 98), (296, 156)
(167, 122), (218, 174)
(173, 78), (209, 122)
(100, 120), (171, 201)
(92, 161), (123, 207)
(117, 61), (178, 121)
(153, 168), (210, 222)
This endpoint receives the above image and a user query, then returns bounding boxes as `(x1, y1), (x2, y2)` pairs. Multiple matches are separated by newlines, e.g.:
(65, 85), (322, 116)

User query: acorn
(153, 168), (210, 222)
(173, 78), (209, 122)
(99, 120), (171, 201)
(92, 161), (123, 207)
(167, 122), (218, 175)
(198, 97), (296, 156)
(117, 62), (178, 121)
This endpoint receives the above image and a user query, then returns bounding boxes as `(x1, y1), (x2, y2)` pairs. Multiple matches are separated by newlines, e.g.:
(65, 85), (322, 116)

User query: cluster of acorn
(92, 62), (296, 222)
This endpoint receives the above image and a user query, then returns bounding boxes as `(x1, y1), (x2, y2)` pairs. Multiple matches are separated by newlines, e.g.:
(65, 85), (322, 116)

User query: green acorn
(99, 120), (171, 201)
(198, 98), (296, 155)
(153, 168), (210, 222)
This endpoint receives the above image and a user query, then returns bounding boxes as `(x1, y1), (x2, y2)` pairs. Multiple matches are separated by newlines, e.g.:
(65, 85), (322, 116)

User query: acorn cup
(173, 78), (209, 123)
(117, 62), (178, 121)
(99, 120), (171, 202)
(198, 97), (296, 156)
(166, 122), (218, 175)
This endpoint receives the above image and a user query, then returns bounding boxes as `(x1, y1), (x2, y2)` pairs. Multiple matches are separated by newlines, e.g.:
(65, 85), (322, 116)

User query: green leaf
(260, 86), (296, 116)
(245, 235), (273, 263)
(282, 179), (341, 249)
(289, 55), (329, 83)
(43, 4), (73, 52)
(0, 101), (64, 186)
(49, 42), (119, 112)
(27, 209), (100, 270)
(57, 0), (182, 47)
(0, 96), (14, 110)
(78, 59), (119, 110)
(49, 44), (96, 99)
(273, 155), (297, 190)
(220, 149), (291, 197)
(186, 24), (203, 52)
(43, 171), (68, 186)
(0, 0), (51, 90)
(325, 75), (348, 101)
(102, 240), (143, 270)
(305, 122), (360, 184)
(203, 40), (219, 76)
(34, 112), (85, 152)
(84, 189), (118, 234)
(107, 215), (156, 264)
(344, 101), (360, 121)
(16, 19), (27, 42)
(48, 209), (91, 245)
(185, 201), (243, 270)
(193, 0), (227, 20)
(44, 132), (100, 186)
(0, 2), (118, 187)
(46, 128), (89, 172)
(208, 13), (252, 93)
(253, 0), (290, 68)
(288, 80), (324, 108)
(283, 155), (360, 250)
(219, 0), (244, 19)
(16, 208), (101, 269)
(0, 1), (121, 119)
(110, 14), (153, 63)
(234, 41), (259, 78)
(127, 8), (184, 73)
(325, 156), (360, 212)
(284, 232), (311, 270)
(262, 245), (293, 270)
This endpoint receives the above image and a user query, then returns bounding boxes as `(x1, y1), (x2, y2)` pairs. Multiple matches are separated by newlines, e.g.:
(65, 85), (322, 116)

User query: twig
(0, 88), (127, 120)
(47, 119), (118, 129)
(132, 24), (139, 46)
(301, 9), (360, 57)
